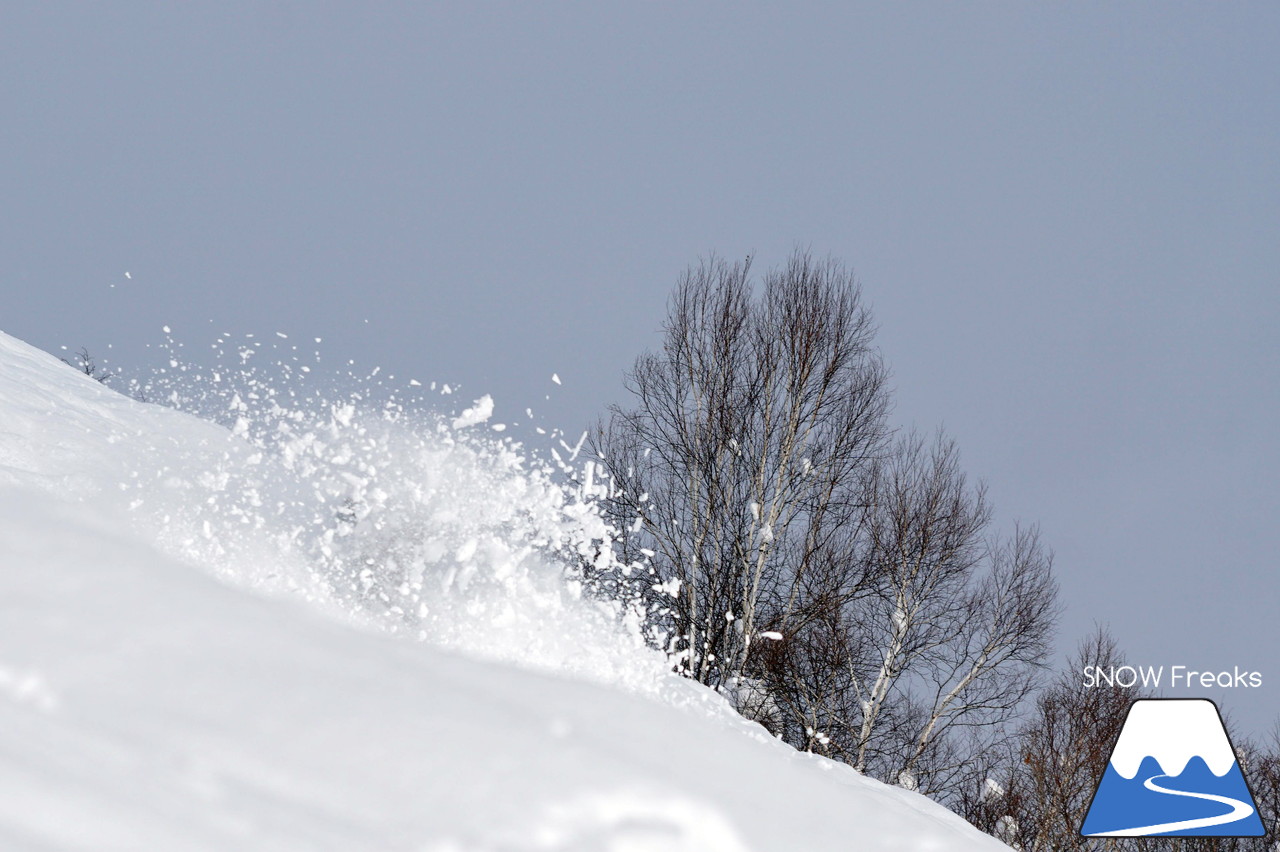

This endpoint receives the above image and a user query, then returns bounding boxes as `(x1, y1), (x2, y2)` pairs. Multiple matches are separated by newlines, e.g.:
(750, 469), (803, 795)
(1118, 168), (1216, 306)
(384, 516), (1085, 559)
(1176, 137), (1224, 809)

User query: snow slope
(0, 331), (1009, 851)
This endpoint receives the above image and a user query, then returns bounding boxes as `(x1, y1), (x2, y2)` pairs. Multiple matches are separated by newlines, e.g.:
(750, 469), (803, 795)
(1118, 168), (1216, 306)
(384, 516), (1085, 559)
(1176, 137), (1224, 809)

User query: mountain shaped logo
(1081, 698), (1265, 837)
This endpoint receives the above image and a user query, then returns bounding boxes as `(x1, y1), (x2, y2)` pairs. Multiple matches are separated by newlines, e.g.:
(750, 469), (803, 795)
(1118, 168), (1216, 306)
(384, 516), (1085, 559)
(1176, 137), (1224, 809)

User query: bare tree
(957, 627), (1145, 851)
(62, 346), (113, 384)
(594, 251), (890, 689)
(751, 431), (1057, 795)
(1241, 723), (1280, 848)
(594, 250), (1059, 803)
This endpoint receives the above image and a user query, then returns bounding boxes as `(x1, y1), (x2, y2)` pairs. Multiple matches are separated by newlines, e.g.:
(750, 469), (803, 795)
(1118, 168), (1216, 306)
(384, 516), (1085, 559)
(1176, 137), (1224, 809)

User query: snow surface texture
(0, 331), (1009, 851)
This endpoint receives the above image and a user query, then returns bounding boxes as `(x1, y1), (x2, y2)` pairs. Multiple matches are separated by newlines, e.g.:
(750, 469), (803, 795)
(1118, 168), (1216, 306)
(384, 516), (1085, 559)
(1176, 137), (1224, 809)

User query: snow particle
(452, 395), (494, 429)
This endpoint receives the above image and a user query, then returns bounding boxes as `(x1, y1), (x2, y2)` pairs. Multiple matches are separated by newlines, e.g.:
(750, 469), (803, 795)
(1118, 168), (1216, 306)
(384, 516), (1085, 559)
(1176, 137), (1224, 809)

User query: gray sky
(3, 4), (1277, 735)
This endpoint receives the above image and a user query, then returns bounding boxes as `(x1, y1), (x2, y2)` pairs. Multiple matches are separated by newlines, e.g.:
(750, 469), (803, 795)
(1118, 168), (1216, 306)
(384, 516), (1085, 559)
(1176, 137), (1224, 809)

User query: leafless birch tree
(594, 250), (1059, 802)
(594, 251), (889, 689)
(958, 627), (1144, 851)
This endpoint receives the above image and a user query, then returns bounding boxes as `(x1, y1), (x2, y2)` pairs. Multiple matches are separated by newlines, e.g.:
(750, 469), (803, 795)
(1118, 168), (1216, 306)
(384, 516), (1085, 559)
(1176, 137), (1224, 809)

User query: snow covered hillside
(0, 331), (1009, 851)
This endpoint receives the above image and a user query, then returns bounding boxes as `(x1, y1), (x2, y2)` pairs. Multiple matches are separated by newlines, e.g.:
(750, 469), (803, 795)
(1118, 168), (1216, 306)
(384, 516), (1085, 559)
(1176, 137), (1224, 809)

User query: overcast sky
(3, 4), (1277, 735)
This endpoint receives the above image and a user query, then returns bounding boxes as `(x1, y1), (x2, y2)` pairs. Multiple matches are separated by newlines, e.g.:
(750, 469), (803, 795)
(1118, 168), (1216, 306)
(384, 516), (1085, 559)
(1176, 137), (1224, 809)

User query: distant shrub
(62, 347), (113, 384)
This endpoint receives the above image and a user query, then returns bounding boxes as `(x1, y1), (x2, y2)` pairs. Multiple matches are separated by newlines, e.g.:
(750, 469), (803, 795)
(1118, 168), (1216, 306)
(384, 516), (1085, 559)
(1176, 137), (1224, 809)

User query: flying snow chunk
(452, 395), (495, 429)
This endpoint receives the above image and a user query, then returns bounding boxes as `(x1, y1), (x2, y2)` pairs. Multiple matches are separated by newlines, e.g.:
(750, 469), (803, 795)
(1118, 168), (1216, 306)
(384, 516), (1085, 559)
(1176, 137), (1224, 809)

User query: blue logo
(1081, 698), (1265, 837)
